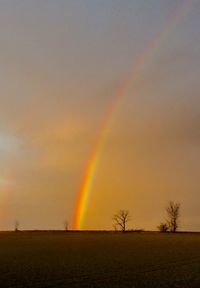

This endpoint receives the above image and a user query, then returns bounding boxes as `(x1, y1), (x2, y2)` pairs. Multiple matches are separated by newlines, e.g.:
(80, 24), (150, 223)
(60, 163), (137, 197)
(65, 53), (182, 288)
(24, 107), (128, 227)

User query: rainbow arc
(73, 0), (193, 230)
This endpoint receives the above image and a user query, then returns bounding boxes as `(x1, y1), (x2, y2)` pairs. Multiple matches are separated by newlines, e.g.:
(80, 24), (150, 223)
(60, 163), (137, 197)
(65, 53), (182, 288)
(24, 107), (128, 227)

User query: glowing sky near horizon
(0, 0), (200, 231)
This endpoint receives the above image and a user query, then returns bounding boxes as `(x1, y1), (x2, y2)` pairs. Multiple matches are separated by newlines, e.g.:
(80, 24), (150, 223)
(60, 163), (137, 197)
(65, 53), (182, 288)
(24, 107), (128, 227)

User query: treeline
(13, 201), (180, 232)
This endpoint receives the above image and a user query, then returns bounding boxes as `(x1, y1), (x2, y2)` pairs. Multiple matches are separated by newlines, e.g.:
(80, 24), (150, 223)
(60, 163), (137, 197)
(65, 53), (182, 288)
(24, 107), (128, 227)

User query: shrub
(158, 222), (169, 232)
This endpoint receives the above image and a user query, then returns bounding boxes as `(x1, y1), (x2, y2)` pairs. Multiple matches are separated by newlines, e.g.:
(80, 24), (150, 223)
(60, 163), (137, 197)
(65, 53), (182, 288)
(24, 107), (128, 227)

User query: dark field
(0, 232), (200, 287)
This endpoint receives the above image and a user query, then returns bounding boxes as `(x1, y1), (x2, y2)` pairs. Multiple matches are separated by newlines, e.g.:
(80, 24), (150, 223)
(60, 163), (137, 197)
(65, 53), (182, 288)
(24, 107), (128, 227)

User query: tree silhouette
(64, 220), (68, 231)
(113, 210), (130, 232)
(158, 222), (168, 233)
(15, 220), (19, 232)
(166, 201), (180, 233)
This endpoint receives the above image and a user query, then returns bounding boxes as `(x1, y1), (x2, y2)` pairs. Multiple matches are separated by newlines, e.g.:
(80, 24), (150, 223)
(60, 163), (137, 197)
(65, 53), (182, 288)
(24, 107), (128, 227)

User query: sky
(0, 0), (200, 231)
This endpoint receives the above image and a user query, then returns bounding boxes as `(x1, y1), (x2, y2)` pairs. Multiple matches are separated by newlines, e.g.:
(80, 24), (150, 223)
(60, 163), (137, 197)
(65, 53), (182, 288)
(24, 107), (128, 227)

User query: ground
(0, 231), (200, 287)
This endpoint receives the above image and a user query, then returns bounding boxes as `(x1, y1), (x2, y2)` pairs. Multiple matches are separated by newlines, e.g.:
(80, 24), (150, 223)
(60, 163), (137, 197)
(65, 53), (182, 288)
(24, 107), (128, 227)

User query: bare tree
(166, 201), (180, 233)
(64, 220), (69, 231)
(15, 220), (19, 232)
(113, 210), (130, 232)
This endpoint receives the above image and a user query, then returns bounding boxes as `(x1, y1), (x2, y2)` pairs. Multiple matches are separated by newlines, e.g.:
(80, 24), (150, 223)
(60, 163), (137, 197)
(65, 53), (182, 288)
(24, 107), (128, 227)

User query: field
(0, 232), (200, 287)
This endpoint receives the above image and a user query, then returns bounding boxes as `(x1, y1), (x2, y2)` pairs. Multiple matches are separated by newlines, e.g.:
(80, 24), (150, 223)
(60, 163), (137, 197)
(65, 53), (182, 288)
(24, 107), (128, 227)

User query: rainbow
(72, 0), (193, 230)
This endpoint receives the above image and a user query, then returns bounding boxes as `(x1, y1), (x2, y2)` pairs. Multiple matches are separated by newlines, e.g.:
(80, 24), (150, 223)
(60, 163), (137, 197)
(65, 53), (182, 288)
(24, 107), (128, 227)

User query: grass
(0, 231), (200, 287)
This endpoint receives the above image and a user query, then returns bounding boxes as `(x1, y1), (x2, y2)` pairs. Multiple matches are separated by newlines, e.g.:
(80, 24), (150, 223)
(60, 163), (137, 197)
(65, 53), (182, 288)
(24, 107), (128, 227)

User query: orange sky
(0, 1), (200, 231)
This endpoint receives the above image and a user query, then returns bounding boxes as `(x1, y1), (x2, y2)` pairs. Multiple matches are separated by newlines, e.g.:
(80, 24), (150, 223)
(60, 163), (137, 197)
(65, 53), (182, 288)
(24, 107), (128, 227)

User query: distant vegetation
(14, 220), (19, 232)
(13, 201), (181, 233)
(64, 220), (69, 231)
(113, 210), (130, 232)
(158, 201), (180, 233)
(113, 201), (181, 233)
(157, 222), (168, 233)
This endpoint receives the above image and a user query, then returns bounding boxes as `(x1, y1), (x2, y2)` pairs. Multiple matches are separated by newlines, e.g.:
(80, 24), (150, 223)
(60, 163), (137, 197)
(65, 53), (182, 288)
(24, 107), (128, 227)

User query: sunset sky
(0, 0), (200, 231)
